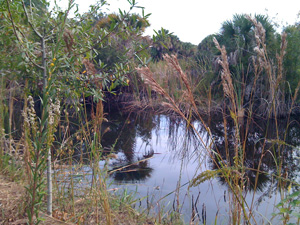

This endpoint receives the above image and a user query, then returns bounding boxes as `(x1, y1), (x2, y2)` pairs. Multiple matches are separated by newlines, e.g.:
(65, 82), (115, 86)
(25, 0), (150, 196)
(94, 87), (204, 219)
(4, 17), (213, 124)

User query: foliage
(151, 28), (196, 61)
(218, 14), (276, 54)
(0, 0), (151, 223)
(93, 12), (150, 71)
(23, 95), (60, 224)
(284, 23), (300, 99)
(23, 0), (48, 13)
(196, 14), (286, 115)
(273, 189), (300, 224)
(1, 0), (300, 223)
(137, 13), (300, 224)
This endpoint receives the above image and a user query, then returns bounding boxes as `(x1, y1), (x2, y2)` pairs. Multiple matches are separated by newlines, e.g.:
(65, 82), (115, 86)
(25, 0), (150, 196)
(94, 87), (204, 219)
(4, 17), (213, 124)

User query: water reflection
(207, 115), (300, 192)
(100, 111), (300, 191)
(109, 150), (154, 183)
(58, 110), (300, 223)
(101, 111), (156, 183)
(102, 112), (300, 223)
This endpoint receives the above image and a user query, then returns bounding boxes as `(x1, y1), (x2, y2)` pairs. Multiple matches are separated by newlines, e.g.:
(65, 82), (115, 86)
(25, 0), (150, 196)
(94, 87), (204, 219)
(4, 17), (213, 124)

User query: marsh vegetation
(0, 0), (300, 224)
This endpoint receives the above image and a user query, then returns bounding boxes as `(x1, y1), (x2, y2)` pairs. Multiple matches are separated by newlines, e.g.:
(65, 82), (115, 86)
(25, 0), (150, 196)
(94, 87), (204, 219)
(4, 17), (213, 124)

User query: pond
(57, 111), (300, 224)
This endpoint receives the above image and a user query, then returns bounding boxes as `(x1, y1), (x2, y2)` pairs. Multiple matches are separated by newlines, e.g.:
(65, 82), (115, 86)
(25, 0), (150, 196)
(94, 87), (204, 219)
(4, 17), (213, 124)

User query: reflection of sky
(56, 115), (293, 224)
(106, 116), (280, 224)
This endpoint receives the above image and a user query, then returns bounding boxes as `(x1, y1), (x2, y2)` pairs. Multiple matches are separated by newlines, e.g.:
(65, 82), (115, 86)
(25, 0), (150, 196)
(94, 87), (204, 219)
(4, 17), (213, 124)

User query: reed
(246, 15), (288, 118)
(1, 0), (299, 222)
(138, 55), (247, 223)
(136, 15), (299, 224)
(128, 57), (206, 114)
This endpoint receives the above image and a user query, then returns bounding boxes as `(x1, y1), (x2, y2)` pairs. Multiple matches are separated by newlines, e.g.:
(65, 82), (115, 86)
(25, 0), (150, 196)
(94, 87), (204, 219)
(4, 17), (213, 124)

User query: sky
(51, 0), (300, 45)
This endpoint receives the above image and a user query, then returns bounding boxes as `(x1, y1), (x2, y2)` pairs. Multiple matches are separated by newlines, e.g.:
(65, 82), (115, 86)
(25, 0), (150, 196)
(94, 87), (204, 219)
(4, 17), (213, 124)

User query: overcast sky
(52, 0), (300, 45)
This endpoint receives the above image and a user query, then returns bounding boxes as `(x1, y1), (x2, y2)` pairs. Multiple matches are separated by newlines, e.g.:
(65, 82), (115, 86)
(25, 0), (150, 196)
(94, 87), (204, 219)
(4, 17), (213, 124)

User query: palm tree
(283, 23), (300, 97)
(198, 14), (278, 113)
(218, 14), (276, 73)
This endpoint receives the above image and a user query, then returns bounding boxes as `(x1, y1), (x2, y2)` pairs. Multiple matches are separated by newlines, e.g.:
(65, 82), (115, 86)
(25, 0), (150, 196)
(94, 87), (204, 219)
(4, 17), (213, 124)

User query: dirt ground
(0, 175), (26, 224)
(0, 175), (72, 225)
(0, 173), (157, 225)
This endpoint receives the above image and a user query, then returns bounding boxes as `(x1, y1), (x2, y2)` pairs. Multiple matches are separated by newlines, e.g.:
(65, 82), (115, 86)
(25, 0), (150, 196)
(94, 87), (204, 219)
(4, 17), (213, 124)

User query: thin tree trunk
(42, 36), (52, 216)
(42, 36), (47, 92)
(9, 81), (14, 154)
(47, 148), (52, 215)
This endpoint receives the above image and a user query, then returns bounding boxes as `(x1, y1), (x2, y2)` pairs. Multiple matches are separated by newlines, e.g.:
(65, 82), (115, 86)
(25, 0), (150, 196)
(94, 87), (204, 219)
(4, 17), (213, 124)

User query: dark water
(60, 111), (300, 224)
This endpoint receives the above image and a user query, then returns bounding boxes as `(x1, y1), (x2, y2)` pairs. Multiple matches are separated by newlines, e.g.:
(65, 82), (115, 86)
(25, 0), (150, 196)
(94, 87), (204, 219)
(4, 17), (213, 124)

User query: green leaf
(291, 199), (300, 207)
(291, 212), (300, 219)
(289, 191), (300, 198)
(276, 202), (284, 207)
(160, 41), (168, 49)
(279, 208), (291, 213)
(119, 9), (124, 17)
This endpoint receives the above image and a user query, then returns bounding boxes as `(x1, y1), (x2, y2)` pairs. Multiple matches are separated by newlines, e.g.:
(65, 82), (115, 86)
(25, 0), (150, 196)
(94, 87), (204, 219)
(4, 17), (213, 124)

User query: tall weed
(136, 15), (300, 224)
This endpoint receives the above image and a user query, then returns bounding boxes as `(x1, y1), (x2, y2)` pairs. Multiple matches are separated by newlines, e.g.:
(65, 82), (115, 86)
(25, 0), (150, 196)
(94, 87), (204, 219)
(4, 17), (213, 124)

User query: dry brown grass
(137, 55), (204, 119)
(0, 173), (153, 225)
(213, 37), (237, 115)
(58, 197), (151, 225)
(136, 54), (220, 163)
(0, 175), (26, 224)
(246, 15), (288, 117)
(0, 175), (73, 224)
(134, 57), (211, 116)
